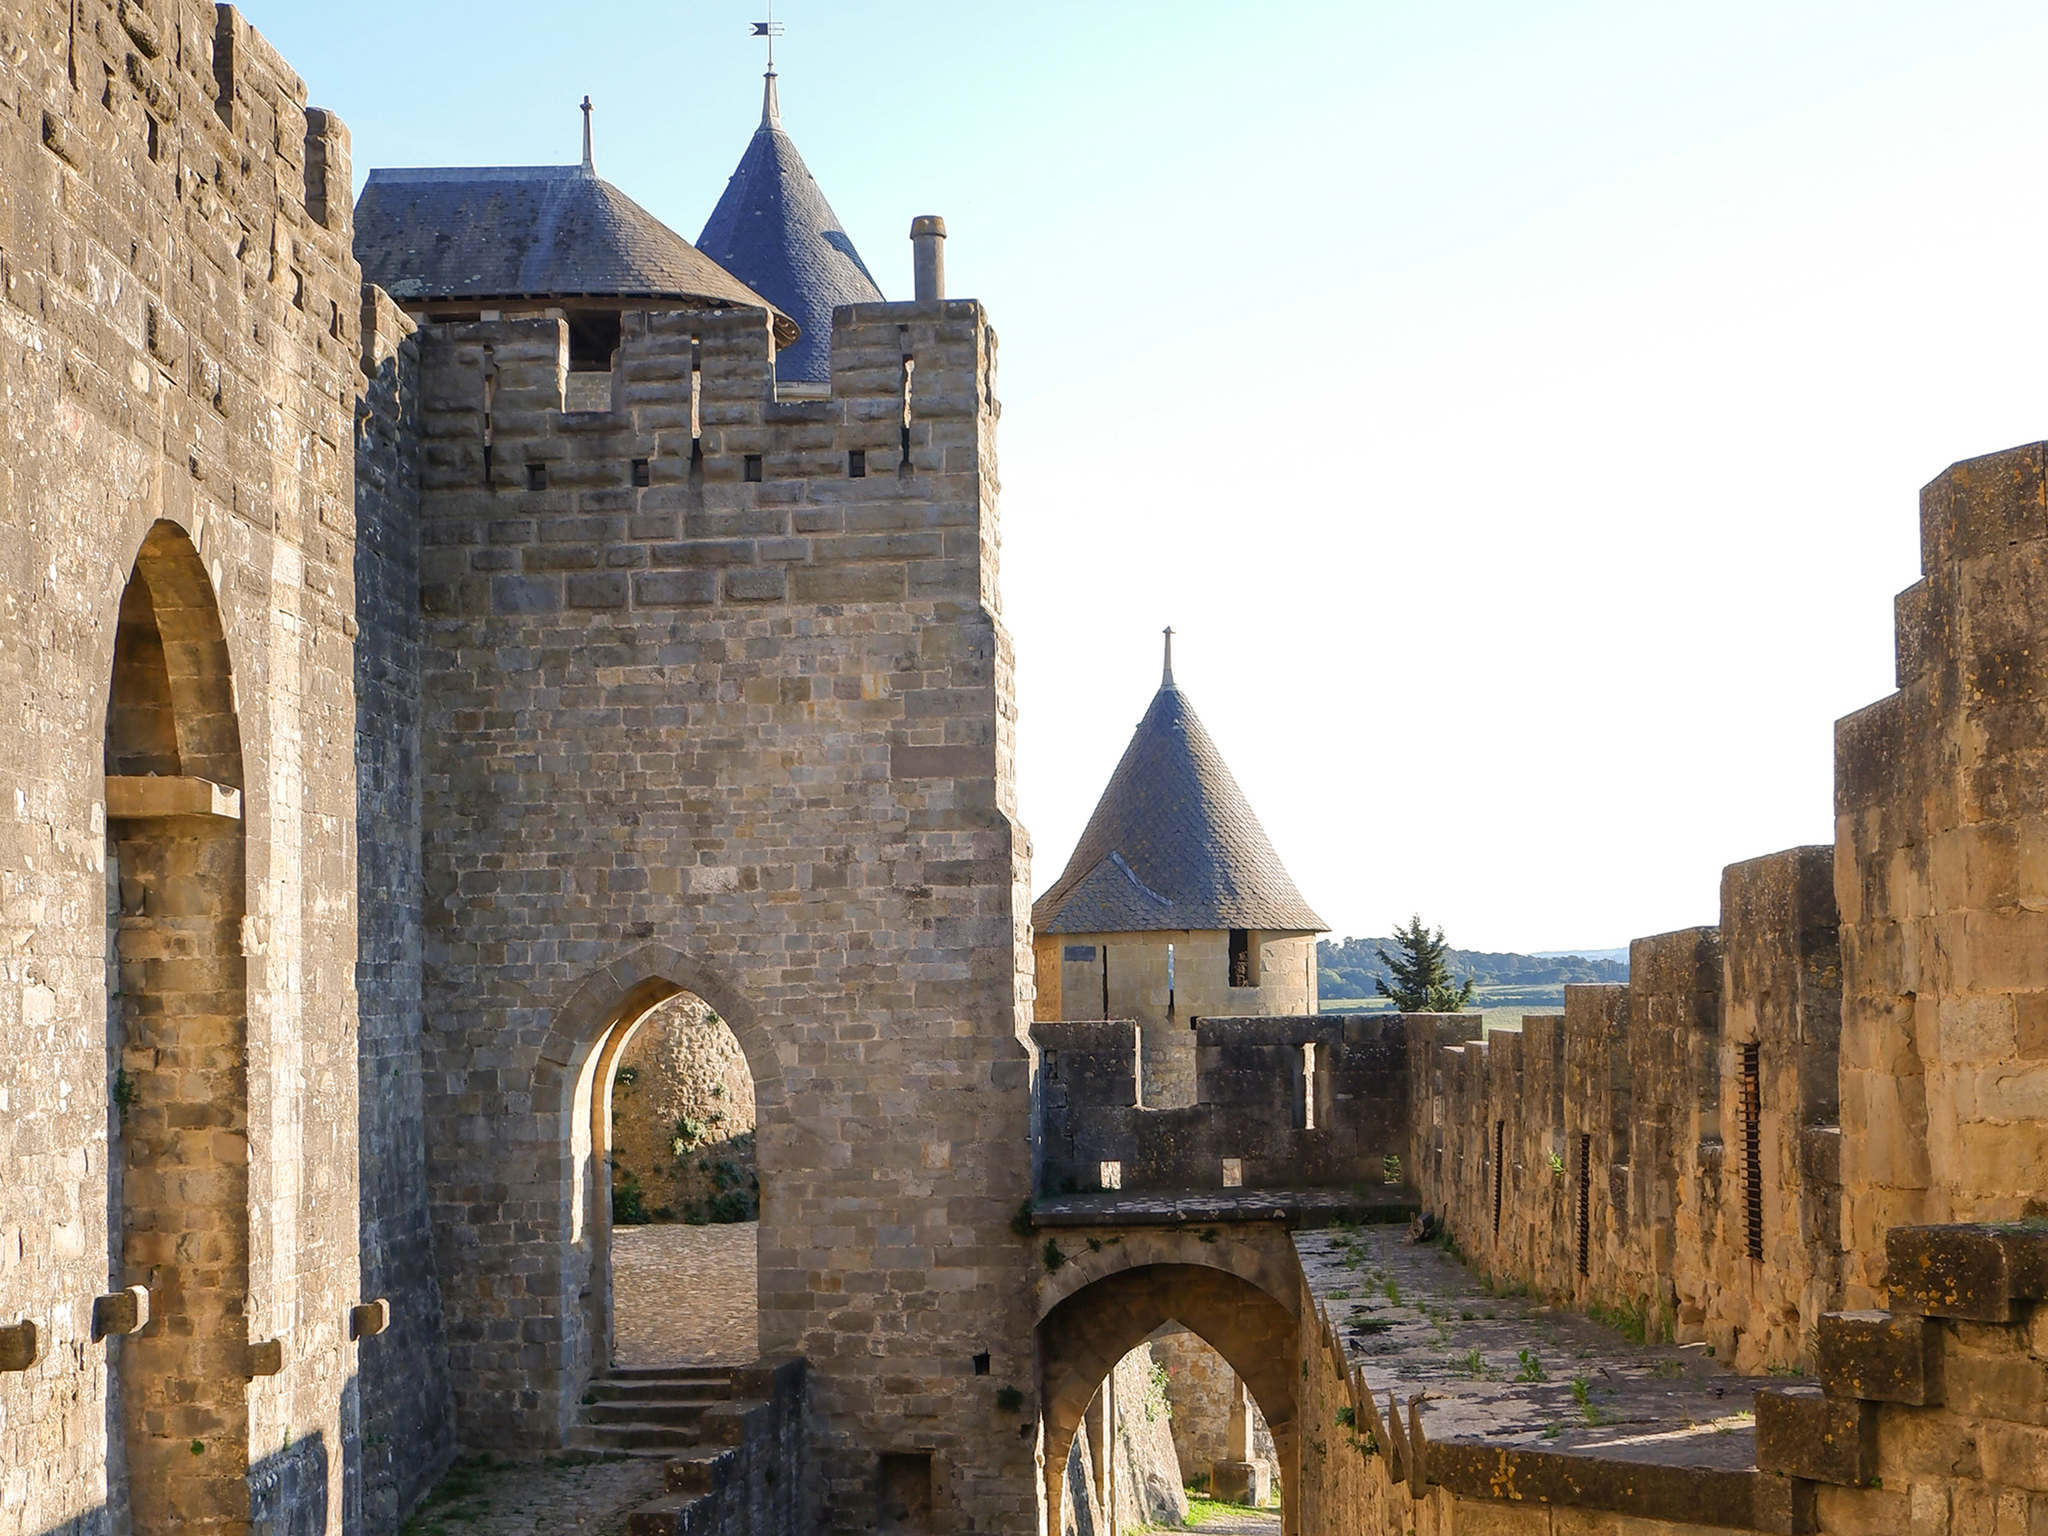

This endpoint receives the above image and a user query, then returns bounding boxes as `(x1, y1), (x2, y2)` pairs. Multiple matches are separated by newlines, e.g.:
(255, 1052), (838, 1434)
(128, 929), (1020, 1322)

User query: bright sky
(264, 0), (2048, 952)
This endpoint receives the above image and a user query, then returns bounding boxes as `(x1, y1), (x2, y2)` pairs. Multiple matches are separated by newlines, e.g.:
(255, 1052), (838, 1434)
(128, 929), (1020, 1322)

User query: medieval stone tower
(1032, 635), (1326, 1107)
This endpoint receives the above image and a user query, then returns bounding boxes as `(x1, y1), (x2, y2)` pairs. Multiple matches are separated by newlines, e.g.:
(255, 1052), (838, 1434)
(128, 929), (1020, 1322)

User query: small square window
(848, 449), (867, 479)
(971, 1352), (990, 1376)
(526, 463), (547, 491)
(743, 454), (763, 483)
(631, 458), (651, 488)
(1221, 1158), (1243, 1189)
(1099, 1160), (1122, 1190)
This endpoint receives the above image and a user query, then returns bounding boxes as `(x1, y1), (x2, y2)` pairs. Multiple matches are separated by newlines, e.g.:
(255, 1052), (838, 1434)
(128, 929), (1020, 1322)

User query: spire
(751, 9), (785, 126)
(1162, 626), (1176, 689)
(580, 95), (594, 171)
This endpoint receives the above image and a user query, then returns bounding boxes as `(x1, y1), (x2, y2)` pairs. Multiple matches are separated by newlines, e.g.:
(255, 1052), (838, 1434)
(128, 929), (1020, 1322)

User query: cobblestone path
(398, 1455), (664, 1535)
(612, 1220), (758, 1366)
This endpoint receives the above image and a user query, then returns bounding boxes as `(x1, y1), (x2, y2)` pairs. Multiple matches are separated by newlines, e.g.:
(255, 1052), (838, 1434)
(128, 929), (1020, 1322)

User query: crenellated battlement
(1032, 1014), (1446, 1198)
(412, 298), (1001, 620)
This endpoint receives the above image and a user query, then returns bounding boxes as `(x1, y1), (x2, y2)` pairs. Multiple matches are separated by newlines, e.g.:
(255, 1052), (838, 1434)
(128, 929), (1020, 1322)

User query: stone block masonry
(1407, 847), (1844, 1374)
(0, 3), (382, 1531)
(413, 296), (1040, 1532)
(354, 285), (458, 1523)
(1033, 1013), (1435, 1197)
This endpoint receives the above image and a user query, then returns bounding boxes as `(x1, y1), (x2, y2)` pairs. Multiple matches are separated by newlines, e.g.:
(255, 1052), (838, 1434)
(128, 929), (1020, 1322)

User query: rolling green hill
(1317, 936), (1626, 1019)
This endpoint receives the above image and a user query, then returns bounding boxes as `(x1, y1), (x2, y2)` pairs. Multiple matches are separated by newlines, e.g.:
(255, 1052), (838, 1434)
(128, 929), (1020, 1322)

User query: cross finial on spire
(1162, 627), (1176, 688)
(580, 95), (593, 170)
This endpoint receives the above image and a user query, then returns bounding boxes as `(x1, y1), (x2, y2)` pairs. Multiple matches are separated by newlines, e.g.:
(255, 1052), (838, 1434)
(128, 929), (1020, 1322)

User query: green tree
(1375, 915), (1476, 1012)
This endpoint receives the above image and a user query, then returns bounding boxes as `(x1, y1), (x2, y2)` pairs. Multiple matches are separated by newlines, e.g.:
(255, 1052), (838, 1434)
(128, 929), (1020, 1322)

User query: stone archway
(103, 520), (250, 1536)
(1038, 1262), (1300, 1536)
(532, 946), (784, 1425)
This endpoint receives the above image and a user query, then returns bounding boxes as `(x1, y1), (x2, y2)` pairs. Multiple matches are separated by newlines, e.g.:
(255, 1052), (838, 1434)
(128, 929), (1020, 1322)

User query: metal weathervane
(751, 4), (785, 71)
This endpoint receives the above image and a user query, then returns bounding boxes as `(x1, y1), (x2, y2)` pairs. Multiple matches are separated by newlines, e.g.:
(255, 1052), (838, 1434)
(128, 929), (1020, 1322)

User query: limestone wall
(1407, 847), (1843, 1374)
(1834, 443), (2048, 1304)
(353, 283), (458, 1523)
(412, 298), (1039, 1531)
(0, 4), (378, 1532)
(1034, 929), (1318, 1107)
(1034, 1014), (1431, 1196)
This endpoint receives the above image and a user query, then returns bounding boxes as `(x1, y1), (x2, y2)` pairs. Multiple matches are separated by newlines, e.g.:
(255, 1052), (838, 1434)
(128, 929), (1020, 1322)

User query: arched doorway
(102, 521), (250, 1534)
(1038, 1264), (1300, 1536)
(604, 992), (758, 1366)
(547, 956), (780, 1423)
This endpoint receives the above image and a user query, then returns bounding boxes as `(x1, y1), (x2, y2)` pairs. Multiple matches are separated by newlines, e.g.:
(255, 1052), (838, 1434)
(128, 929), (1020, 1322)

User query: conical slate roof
(354, 164), (797, 344)
(1033, 655), (1326, 936)
(697, 73), (884, 386)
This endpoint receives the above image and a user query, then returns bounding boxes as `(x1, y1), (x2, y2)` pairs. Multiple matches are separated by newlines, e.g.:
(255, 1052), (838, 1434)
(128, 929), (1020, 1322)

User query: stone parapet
(1033, 1014), (1441, 1196)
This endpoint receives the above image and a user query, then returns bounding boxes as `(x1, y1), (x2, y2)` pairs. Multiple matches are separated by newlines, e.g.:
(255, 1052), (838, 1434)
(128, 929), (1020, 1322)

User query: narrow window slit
(482, 346), (497, 488)
(526, 462), (547, 492)
(631, 458), (650, 488)
(743, 454), (763, 483)
(848, 448), (866, 479)
(898, 331), (916, 474)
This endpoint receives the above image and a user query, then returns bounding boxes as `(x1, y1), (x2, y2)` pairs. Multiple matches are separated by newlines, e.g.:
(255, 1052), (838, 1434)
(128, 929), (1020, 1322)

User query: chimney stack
(910, 216), (946, 302)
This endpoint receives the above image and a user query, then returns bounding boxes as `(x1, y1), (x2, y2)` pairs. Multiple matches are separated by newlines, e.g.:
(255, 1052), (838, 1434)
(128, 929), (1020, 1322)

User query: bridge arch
(1037, 1259), (1300, 1536)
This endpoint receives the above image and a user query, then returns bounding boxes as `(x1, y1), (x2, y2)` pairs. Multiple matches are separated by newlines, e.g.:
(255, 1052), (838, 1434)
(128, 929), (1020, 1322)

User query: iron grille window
(1493, 1119), (1506, 1240)
(1576, 1133), (1592, 1277)
(1742, 1042), (1763, 1261)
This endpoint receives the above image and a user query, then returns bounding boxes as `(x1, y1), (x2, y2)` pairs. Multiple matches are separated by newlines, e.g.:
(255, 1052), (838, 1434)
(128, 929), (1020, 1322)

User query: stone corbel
(0, 1319), (39, 1371)
(105, 776), (242, 821)
(348, 1299), (390, 1341)
(92, 1286), (150, 1341)
(244, 1338), (284, 1378)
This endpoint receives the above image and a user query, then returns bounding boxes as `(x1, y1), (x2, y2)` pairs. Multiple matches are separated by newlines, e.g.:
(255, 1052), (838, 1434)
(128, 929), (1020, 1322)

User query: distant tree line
(1317, 935), (1627, 1001)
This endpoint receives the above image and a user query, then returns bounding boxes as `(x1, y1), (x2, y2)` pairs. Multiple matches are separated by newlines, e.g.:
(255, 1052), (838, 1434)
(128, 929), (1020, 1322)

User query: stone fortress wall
(1408, 844), (1845, 1375)
(1033, 1013), (1421, 1197)
(0, 3), (395, 1531)
(408, 294), (1040, 1530)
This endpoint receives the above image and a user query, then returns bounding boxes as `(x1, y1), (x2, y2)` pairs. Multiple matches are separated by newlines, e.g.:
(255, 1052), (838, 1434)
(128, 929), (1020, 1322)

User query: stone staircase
(568, 1357), (806, 1534)
(571, 1362), (741, 1457)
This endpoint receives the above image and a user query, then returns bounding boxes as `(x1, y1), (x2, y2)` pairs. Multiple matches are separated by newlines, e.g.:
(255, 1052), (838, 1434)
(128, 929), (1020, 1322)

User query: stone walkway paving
(1194, 1513), (1281, 1534)
(1296, 1224), (1794, 1465)
(398, 1455), (665, 1536)
(612, 1220), (757, 1366)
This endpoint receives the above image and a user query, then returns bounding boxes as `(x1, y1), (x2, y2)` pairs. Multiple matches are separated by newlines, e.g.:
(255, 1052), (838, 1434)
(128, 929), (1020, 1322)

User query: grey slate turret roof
(697, 73), (884, 386)
(1033, 653), (1326, 936)
(354, 163), (797, 345)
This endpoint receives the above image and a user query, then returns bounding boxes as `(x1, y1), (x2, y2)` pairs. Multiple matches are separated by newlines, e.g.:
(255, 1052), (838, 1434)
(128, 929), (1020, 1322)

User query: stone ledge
(1755, 1386), (1876, 1486)
(1816, 1309), (1941, 1405)
(1429, 1442), (1788, 1531)
(105, 774), (242, 820)
(1032, 1187), (1418, 1228)
(1885, 1222), (2048, 1322)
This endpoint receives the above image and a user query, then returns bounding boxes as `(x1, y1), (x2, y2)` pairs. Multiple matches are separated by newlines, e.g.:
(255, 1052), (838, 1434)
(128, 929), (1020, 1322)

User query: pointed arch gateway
(533, 943), (784, 1425)
(103, 520), (252, 1535)
(1037, 1262), (1301, 1536)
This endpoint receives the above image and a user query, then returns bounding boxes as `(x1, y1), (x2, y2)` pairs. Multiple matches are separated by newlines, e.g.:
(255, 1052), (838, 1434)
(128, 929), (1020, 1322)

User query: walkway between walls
(613, 1223), (758, 1366)
(1297, 1224), (1805, 1532)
